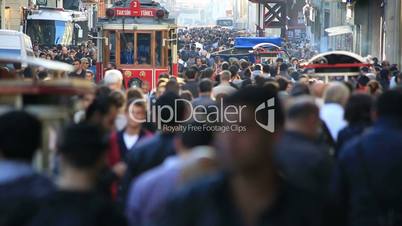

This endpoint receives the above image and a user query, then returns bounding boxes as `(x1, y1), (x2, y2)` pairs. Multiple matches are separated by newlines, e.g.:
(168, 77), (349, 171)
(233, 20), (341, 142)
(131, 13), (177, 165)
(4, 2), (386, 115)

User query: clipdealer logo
(128, 98), (275, 133)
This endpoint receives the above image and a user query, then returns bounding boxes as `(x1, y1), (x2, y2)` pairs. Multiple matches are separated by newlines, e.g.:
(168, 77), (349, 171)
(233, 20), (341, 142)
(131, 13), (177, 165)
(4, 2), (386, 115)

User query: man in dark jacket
(158, 87), (332, 226)
(182, 67), (199, 98)
(0, 111), (54, 226)
(331, 88), (402, 226)
(276, 96), (333, 195)
(29, 123), (126, 226)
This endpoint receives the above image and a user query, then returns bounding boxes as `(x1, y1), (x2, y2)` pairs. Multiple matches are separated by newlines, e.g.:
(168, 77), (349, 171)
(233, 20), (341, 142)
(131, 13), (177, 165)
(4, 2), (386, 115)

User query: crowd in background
(2, 25), (402, 226)
(1, 48), (402, 226)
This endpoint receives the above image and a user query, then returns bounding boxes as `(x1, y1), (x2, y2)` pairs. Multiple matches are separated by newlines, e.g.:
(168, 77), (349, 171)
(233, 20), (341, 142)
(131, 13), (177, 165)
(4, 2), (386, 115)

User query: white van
(0, 29), (34, 60)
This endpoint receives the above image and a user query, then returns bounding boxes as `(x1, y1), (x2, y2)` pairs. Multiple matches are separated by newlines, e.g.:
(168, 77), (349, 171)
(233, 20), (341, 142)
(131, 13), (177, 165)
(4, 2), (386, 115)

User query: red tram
(96, 0), (177, 89)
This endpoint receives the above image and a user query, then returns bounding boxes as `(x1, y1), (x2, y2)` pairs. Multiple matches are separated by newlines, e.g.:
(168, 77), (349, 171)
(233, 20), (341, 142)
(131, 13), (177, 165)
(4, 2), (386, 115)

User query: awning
(325, 25), (353, 37)
(234, 37), (283, 49)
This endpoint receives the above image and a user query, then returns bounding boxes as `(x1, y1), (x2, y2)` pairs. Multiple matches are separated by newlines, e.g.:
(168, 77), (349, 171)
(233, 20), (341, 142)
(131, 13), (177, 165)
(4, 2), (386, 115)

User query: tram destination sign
(113, 0), (156, 17)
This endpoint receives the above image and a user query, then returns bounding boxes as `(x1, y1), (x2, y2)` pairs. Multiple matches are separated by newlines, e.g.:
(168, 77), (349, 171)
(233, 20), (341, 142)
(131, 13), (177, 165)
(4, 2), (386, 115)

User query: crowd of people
(1, 47), (402, 226)
(2, 24), (402, 226)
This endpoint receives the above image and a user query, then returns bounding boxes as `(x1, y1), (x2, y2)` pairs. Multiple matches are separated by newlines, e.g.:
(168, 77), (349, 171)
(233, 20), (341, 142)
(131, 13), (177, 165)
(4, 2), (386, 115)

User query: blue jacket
(331, 118), (402, 226)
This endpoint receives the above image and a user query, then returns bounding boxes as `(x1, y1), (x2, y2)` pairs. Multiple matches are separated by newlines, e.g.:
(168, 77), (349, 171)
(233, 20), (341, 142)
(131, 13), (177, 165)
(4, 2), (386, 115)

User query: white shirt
(212, 83), (237, 98)
(320, 103), (347, 142)
(123, 133), (139, 150)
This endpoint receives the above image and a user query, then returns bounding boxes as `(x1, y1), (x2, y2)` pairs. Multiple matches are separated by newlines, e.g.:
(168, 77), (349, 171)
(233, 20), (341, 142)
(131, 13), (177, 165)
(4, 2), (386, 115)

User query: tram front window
(120, 33), (134, 64)
(137, 33), (151, 65)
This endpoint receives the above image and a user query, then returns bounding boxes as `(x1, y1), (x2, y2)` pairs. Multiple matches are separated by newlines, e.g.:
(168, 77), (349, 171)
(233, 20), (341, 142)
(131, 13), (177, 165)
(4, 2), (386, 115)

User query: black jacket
(119, 133), (176, 205)
(0, 174), (55, 226)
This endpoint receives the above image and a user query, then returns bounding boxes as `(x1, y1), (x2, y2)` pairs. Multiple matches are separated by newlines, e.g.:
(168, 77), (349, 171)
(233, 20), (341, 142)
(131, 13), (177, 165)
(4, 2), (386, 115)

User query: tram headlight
(156, 9), (165, 19)
(106, 8), (115, 19)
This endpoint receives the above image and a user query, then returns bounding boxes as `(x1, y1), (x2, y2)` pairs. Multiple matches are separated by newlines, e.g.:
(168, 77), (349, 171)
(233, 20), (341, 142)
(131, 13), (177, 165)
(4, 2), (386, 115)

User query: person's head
(155, 92), (186, 133)
(285, 96), (320, 139)
(200, 68), (214, 79)
(165, 80), (180, 95)
(254, 64), (262, 71)
(215, 86), (284, 174)
(0, 111), (41, 162)
(72, 59), (81, 71)
(126, 87), (144, 101)
(39, 52), (46, 59)
(62, 46), (68, 55)
(290, 82), (310, 97)
(356, 75), (370, 92)
(323, 82), (350, 106)
(198, 78), (213, 95)
(221, 62), (230, 71)
(262, 64), (270, 74)
(375, 88), (402, 124)
(85, 70), (94, 81)
(180, 90), (193, 102)
(85, 94), (120, 131)
(219, 70), (231, 83)
(240, 60), (249, 70)
(185, 67), (197, 80)
(104, 69), (123, 91)
(175, 122), (214, 154)
(195, 57), (202, 66)
(276, 77), (290, 92)
(291, 58), (300, 66)
(125, 98), (147, 130)
(127, 42), (134, 50)
(368, 80), (383, 96)
(344, 93), (373, 125)
(80, 58), (90, 70)
(228, 65), (239, 80)
(106, 62), (116, 70)
(57, 123), (109, 176)
(279, 63), (289, 73)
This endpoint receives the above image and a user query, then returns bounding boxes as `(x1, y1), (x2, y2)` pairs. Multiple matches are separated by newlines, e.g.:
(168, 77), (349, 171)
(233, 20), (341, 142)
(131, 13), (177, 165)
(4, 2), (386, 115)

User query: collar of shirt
(0, 160), (35, 184)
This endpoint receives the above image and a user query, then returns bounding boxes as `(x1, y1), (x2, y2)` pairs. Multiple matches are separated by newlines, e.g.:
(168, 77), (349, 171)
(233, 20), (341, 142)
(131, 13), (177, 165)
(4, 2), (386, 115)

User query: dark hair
(279, 63), (289, 72)
(240, 61), (249, 69)
(254, 64), (262, 71)
(290, 83), (310, 97)
(376, 88), (402, 122)
(86, 95), (119, 121)
(73, 59), (81, 64)
(180, 90), (193, 101)
(185, 67), (197, 79)
(0, 111), (41, 161)
(225, 86), (284, 131)
(126, 88), (144, 101)
(180, 122), (214, 149)
(276, 77), (289, 91)
(255, 76), (266, 87)
(58, 123), (109, 169)
(287, 99), (319, 121)
(159, 73), (170, 80)
(200, 68), (214, 79)
(156, 92), (186, 129)
(344, 93), (373, 125)
(165, 80), (180, 95)
(109, 90), (125, 109)
(221, 62), (230, 71)
(357, 75), (370, 87)
(262, 64), (270, 73)
(96, 86), (112, 98)
(229, 65), (239, 78)
(199, 78), (213, 93)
